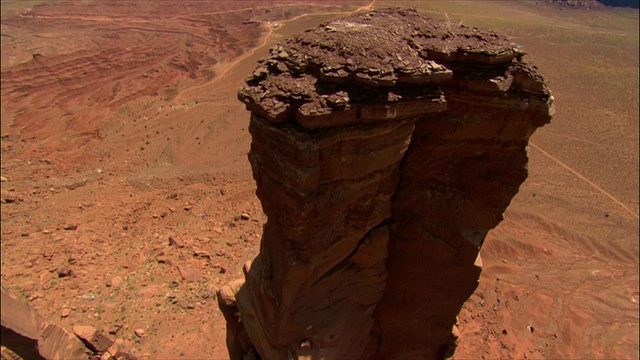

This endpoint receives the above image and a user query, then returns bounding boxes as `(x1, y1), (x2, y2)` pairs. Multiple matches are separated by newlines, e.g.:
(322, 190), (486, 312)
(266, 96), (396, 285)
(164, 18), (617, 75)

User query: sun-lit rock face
(219, 8), (553, 360)
(1, 287), (138, 359)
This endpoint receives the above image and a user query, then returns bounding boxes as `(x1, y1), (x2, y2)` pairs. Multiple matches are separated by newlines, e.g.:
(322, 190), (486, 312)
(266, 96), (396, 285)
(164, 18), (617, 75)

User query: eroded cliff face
(219, 8), (553, 360)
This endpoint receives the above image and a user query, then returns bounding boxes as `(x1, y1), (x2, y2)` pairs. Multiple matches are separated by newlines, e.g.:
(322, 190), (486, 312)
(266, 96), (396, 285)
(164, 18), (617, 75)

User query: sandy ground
(1, 0), (638, 359)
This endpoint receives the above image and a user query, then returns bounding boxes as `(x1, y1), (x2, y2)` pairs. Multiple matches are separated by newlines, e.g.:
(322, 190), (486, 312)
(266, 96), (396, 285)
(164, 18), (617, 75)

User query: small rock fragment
(30, 291), (44, 300)
(106, 275), (123, 287)
(168, 236), (184, 248)
(526, 324), (535, 334)
(177, 264), (202, 282)
(73, 324), (114, 352)
(134, 328), (147, 338)
(58, 267), (74, 278)
(157, 256), (172, 266)
(193, 249), (212, 259)
(61, 308), (72, 318)
(63, 223), (78, 231)
(73, 325), (96, 340)
(177, 300), (195, 309)
(1, 191), (18, 203)
(108, 324), (123, 336)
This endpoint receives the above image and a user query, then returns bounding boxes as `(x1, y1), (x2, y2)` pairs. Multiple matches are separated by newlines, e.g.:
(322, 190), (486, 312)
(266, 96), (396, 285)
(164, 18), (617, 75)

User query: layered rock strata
(220, 8), (553, 359)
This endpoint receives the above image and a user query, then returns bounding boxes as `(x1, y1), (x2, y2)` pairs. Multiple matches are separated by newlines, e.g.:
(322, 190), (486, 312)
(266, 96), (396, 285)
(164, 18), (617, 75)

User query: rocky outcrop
(219, 8), (553, 359)
(1, 287), (137, 360)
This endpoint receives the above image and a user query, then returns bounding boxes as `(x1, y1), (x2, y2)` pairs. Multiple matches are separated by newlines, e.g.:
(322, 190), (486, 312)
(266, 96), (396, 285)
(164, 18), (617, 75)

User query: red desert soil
(1, 0), (637, 359)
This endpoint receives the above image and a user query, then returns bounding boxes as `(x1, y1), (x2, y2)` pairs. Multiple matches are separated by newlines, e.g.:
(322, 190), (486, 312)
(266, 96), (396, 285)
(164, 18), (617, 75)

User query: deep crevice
(310, 219), (390, 288)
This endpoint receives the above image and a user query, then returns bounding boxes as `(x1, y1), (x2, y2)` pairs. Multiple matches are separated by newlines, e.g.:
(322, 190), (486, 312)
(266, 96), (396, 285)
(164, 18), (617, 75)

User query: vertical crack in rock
(220, 8), (553, 360)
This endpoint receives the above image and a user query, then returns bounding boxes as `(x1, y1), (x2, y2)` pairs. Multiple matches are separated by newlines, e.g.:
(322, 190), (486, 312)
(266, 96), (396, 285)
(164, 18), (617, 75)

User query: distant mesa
(597, 0), (639, 7)
(544, 0), (639, 8)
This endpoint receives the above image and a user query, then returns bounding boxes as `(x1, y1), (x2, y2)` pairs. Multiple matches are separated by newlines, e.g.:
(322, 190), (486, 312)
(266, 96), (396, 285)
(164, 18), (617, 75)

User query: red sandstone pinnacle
(221, 8), (553, 360)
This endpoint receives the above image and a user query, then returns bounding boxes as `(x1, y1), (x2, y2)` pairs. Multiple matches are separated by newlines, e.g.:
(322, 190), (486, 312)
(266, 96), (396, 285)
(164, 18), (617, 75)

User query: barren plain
(1, 0), (638, 359)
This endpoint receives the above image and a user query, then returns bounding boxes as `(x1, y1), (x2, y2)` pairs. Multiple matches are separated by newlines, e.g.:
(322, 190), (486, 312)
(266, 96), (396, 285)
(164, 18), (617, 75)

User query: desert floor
(1, 0), (638, 359)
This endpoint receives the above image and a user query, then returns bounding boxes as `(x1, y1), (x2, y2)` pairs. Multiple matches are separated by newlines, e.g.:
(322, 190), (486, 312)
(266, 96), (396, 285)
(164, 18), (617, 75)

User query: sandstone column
(219, 8), (553, 360)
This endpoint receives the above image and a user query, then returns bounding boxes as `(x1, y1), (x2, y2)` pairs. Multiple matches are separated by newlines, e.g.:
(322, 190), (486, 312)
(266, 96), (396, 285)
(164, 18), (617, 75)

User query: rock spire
(219, 8), (553, 360)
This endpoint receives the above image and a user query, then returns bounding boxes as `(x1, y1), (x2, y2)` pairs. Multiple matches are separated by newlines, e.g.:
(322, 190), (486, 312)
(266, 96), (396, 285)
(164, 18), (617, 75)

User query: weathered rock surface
(1, 287), (137, 360)
(223, 8), (553, 360)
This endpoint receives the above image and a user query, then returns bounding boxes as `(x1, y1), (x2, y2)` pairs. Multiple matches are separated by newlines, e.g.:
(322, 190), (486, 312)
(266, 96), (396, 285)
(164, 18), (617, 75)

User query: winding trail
(174, 0), (376, 103)
(173, 24), (274, 103)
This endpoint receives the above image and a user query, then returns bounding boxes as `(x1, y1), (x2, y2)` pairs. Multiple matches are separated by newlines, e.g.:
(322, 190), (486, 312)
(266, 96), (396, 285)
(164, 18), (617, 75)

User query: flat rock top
(283, 8), (517, 77)
(239, 8), (523, 123)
